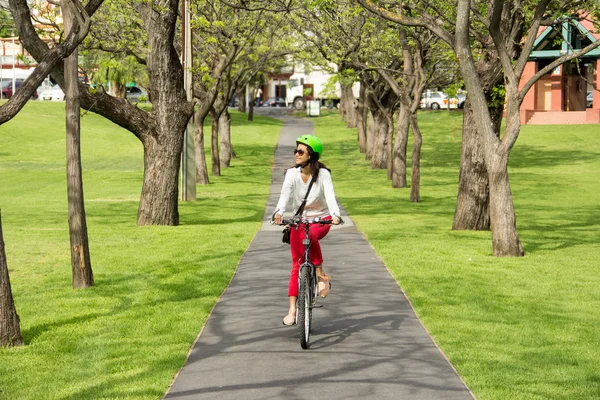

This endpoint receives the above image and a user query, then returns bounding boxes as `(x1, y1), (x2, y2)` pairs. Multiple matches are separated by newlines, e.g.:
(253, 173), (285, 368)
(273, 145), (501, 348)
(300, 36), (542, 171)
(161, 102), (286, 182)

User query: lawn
(313, 111), (600, 400)
(2, 102), (599, 399)
(0, 101), (281, 399)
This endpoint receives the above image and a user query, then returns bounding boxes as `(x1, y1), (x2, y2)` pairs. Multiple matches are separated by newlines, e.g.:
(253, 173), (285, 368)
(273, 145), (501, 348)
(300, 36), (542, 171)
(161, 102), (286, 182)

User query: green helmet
(296, 135), (323, 158)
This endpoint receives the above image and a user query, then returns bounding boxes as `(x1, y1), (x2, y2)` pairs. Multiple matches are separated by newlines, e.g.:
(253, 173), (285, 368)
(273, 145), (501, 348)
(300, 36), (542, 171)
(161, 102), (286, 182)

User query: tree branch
(0, 0), (95, 125)
(356, 0), (455, 48)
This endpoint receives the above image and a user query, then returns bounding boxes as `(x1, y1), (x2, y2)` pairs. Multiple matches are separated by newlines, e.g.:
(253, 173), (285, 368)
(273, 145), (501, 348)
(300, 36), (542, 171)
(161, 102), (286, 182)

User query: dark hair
(287, 146), (330, 181)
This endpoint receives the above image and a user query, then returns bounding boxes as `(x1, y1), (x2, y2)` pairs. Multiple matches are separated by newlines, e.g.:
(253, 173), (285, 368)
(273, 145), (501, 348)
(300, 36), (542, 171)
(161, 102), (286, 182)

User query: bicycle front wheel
(298, 266), (312, 349)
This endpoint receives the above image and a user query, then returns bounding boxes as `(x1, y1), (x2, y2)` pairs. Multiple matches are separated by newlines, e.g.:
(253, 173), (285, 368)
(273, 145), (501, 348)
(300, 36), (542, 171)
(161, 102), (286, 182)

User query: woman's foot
(318, 275), (330, 298)
(283, 312), (296, 326)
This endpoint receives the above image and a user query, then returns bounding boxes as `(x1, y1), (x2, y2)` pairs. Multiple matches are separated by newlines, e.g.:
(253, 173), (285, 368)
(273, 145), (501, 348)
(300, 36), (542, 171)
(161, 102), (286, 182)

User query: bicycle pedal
(310, 305), (323, 309)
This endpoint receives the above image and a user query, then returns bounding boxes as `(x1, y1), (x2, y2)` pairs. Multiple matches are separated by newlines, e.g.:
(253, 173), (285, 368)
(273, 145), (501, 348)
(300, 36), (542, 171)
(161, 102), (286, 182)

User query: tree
(64, 0), (94, 288)
(358, 23), (449, 197)
(361, 68), (398, 170)
(11, 0), (194, 226)
(360, 0), (600, 256)
(369, 27), (428, 192)
(290, 1), (367, 127)
(189, 0), (294, 177)
(0, 210), (22, 347)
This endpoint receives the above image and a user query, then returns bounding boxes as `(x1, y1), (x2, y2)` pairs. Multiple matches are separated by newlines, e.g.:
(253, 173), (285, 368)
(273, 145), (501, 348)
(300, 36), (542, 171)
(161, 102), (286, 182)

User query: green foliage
(490, 84), (506, 108)
(0, 102), (281, 399)
(321, 76), (340, 100)
(444, 81), (464, 98)
(82, 0), (149, 90)
(0, 8), (16, 38)
(189, 0), (296, 98)
(16, 54), (33, 67)
(90, 54), (147, 89)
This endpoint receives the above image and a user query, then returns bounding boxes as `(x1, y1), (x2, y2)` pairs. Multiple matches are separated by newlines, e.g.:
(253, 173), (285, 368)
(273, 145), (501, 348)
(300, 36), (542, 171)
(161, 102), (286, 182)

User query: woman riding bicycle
(273, 134), (342, 326)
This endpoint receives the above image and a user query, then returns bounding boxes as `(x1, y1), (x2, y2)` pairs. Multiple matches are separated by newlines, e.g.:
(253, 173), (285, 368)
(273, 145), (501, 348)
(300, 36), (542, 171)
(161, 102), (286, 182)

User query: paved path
(164, 116), (474, 399)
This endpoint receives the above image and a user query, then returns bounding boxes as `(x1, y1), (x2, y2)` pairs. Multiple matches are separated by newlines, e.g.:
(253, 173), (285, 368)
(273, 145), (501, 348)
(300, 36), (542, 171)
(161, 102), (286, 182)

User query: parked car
(587, 91), (593, 108)
(262, 97), (286, 107)
(456, 93), (466, 109)
(36, 81), (54, 99)
(230, 94), (239, 107)
(39, 84), (65, 101)
(126, 86), (147, 103)
(1, 79), (38, 100)
(420, 91), (456, 110)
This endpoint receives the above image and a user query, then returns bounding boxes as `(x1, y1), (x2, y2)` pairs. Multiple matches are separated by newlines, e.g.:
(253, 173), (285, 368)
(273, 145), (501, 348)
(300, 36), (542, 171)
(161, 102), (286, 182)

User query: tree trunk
(194, 113), (209, 185)
(367, 109), (388, 169)
(488, 155), (525, 256)
(341, 84), (357, 128)
(453, 100), (490, 230)
(64, 3), (93, 288)
(365, 112), (374, 161)
(137, 134), (183, 225)
(392, 105), (410, 187)
(0, 211), (23, 347)
(455, 0), (523, 256)
(247, 100), (254, 121)
(386, 112), (394, 180)
(357, 81), (367, 153)
(210, 111), (220, 176)
(238, 87), (247, 113)
(219, 110), (232, 167)
(452, 99), (503, 230)
(410, 114), (422, 202)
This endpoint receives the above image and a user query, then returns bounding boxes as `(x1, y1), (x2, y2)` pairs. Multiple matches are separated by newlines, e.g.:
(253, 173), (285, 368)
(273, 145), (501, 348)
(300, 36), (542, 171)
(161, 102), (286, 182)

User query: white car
(420, 91), (458, 110)
(40, 84), (65, 101)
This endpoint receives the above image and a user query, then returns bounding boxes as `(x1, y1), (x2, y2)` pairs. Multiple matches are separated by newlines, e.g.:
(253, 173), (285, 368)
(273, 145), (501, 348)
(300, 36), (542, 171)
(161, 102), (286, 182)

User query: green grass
(313, 111), (600, 399)
(2, 102), (600, 399)
(0, 101), (281, 399)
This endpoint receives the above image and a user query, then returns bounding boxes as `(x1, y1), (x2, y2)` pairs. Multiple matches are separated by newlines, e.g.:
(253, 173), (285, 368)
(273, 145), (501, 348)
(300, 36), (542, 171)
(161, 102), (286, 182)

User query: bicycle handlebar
(271, 216), (343, 226)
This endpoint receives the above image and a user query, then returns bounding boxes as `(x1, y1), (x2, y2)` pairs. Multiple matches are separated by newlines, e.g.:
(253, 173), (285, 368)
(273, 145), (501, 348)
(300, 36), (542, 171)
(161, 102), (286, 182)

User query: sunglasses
(294, 149), (306, 156)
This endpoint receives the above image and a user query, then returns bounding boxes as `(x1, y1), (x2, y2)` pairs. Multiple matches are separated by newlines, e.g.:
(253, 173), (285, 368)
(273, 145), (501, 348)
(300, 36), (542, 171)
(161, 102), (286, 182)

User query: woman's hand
(332, 216), (341, 225)
(274, 213), (283, 225)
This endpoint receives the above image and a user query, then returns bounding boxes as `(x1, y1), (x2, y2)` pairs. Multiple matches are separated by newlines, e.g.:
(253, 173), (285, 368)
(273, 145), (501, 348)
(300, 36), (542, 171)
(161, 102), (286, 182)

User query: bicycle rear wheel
(298, 265), (312, 349)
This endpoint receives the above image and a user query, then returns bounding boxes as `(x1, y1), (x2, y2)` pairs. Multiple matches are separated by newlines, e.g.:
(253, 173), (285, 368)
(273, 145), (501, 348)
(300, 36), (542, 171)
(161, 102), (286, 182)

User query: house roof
(530, 17), (600, 59)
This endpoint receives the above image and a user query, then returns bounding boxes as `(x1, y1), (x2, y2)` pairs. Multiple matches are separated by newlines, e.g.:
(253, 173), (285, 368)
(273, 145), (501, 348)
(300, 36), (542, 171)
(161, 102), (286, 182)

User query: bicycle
(275, 215), (340, 349)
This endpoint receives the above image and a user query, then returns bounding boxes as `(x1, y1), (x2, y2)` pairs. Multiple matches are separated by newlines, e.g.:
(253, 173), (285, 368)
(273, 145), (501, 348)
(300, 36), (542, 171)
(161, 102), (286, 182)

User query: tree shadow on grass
(22, 251), (237, 345)
(518, 206), (600, 253)
(510, 144), (599, 169)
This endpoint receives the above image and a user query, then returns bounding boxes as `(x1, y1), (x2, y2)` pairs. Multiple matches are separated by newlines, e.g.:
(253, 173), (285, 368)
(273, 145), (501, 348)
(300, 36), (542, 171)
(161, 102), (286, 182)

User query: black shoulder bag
(282, 177), (314, 244)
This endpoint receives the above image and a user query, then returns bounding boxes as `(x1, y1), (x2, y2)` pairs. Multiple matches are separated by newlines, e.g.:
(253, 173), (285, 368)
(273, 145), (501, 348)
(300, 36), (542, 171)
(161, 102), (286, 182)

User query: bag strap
(294, 177), (314, 217)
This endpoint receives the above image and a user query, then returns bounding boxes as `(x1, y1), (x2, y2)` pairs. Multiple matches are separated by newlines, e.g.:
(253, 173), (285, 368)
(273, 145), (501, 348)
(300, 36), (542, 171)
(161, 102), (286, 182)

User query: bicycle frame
(298, 221), (318, 308)
(278, 216), (332, 349)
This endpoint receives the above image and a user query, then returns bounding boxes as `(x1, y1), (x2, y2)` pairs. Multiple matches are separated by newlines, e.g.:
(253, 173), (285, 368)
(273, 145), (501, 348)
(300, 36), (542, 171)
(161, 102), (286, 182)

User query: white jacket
(275, 167), (341, 218)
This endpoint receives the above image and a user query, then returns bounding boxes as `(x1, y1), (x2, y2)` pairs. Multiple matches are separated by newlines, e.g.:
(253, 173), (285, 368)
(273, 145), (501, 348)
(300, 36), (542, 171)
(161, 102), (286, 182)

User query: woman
(273, 134), (342, 326)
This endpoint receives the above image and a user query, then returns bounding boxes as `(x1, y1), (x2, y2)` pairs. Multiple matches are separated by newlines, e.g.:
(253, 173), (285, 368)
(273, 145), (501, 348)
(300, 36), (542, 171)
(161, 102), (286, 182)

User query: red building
(520, 18), (600, 125)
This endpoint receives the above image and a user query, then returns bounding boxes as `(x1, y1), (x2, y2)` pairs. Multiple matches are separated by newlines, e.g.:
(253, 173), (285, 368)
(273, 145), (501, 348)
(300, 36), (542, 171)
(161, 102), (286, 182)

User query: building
(520, 17), (600, 125)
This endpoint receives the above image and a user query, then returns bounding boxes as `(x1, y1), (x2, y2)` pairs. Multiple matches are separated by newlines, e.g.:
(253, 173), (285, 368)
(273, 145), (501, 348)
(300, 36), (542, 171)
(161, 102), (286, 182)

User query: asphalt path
(164, 112), (474, 399)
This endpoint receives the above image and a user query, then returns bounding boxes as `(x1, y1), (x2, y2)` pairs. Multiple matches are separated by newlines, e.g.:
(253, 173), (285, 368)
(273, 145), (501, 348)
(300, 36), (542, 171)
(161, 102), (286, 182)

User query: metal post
(1, 42), (3, 99)
(12, 37), (16, 98)
(181, 0), (196, 201)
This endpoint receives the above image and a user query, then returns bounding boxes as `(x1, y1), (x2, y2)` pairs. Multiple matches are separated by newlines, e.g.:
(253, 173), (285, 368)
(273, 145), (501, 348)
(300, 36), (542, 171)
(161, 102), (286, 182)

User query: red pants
(288, 217), (332, 297)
